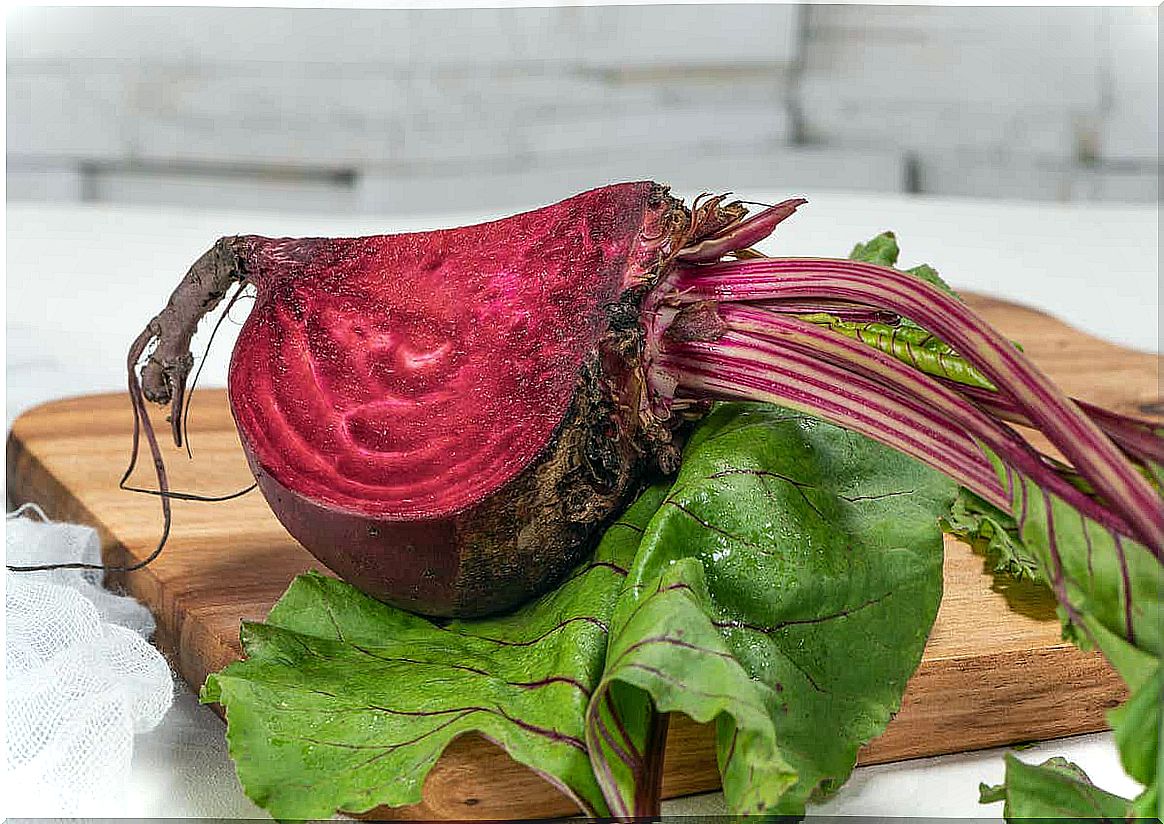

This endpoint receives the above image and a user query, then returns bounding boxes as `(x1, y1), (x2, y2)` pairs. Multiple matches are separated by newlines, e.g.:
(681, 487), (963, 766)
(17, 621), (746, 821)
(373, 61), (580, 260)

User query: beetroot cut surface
(229, 182), (664, 520)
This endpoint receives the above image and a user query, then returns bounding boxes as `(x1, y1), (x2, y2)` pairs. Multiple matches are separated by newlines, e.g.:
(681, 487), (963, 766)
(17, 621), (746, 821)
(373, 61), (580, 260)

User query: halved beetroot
(134, 183), (689, 615)
(231, 183), (686, 615)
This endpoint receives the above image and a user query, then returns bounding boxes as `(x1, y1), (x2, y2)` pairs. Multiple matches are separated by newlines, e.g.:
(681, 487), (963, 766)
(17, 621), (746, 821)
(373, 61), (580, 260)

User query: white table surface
(5, 190), (1157, 818)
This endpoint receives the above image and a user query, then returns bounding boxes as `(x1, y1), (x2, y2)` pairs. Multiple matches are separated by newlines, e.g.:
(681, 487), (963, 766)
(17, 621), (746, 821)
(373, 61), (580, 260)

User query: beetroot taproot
(113, 181), (1162, 617)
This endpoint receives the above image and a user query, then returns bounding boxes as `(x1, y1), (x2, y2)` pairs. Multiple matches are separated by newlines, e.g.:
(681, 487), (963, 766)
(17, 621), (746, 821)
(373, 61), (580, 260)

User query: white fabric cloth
(5, 505), (174, 815)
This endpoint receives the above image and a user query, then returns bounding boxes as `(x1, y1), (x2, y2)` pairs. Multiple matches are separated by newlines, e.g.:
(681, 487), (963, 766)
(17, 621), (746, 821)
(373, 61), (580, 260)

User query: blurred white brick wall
(6, 5), (1158, 213)
(797, 6), (1158, 201)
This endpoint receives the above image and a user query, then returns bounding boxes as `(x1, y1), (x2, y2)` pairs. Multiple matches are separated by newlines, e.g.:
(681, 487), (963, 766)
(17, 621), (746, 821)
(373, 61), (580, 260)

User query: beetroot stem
(715, 305), (1133, 535)
(659, 340), (1011, 510)
(956, 384), (1164, 468)
(676, 198), (807, 264)
(670, 258), (1164, 555)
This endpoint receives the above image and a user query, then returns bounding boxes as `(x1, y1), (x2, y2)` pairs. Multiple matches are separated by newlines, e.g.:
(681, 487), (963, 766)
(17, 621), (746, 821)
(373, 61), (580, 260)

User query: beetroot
(118, 181), (1162, 617)
(133, 184), (689, 615)
(230, 183), (690, 615)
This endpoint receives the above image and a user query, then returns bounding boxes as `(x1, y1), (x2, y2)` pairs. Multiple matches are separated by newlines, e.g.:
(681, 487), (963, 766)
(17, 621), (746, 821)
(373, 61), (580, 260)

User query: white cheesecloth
(5, 504), (174, 814)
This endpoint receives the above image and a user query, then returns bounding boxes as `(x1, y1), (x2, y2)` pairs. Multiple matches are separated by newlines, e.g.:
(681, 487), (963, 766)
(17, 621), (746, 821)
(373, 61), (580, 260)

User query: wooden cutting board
(7, 295), (1159, 819)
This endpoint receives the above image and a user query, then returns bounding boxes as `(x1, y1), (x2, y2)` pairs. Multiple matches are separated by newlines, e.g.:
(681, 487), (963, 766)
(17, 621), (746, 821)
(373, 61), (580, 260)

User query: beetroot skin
(136, 183), (704, 615)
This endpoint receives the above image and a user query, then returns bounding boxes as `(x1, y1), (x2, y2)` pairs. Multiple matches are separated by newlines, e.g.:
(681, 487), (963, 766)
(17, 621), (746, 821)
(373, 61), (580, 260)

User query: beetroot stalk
(956, 385), (1164, 469)
(662, 347), (1008, 507)
(760, 299), (900, 323)
(666, 305), (1131, 535)
(657, 308), (1012, 498)
(665, 258), (1163, 554)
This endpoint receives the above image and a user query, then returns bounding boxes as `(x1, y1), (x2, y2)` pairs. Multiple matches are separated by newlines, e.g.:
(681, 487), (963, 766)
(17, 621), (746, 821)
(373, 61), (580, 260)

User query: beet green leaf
(590, 403), (956, 814)
(987, 451), (1162, 664)
(972, 451), (1161, 820)
(200, 485), (667, 820)
(1105, 660), (1161, 820)
(979, 755), (1136, 820)
(846, 231), (1162, 821)
(587, 556), (796, 816)
(943, 488), (1043, 584)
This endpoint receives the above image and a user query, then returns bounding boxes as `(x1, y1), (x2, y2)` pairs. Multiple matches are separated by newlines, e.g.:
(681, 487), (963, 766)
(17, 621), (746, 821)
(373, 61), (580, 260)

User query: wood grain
(7, 294), (1157, 819)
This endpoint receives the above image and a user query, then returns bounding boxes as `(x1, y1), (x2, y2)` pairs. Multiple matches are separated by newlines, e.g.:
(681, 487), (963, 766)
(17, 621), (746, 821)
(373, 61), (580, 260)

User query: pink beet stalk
(708, 305), (1132, 534)
(956, 385), (1164, 468)
(658, 339), (1010, 507)
(664, 258), (1164, 555)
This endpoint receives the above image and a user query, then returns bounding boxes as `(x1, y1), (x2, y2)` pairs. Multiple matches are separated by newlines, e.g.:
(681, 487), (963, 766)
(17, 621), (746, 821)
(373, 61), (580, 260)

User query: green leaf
(974, 451), (1162, 821)
(990, 450), (1164, 661)
(586, 556), (796, 815)
(200, 485), (668, 820)
(943, 488), (1045, 585)
(905, 263), (960, 299)
(848, 231), (960, 299)
(800, 315), (997, 390)
(978, 779), (1008, 804)
(979, 754), (1134, 821)
(848, 231), (901, 269)
(1108, 662), (1161, 787)
(1148, 459), (1164, 491)
(594, 403), (956, 814)
(1131, 780), (1159, 820)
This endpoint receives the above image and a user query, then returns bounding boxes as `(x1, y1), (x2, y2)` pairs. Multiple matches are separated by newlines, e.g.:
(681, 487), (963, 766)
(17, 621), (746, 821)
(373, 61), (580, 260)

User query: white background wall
(7, 4), (1159, 214)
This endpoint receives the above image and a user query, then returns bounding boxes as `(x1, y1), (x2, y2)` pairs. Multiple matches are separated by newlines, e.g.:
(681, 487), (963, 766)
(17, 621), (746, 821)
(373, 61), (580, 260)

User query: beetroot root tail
(6, 238), (247, 574)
